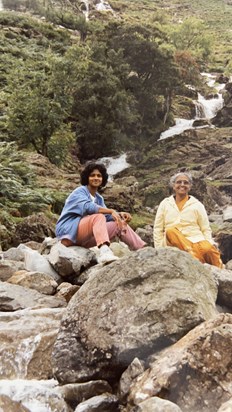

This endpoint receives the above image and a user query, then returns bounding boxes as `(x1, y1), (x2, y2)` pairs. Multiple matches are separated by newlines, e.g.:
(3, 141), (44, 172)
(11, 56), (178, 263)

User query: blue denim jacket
(55, 185), (113, 243)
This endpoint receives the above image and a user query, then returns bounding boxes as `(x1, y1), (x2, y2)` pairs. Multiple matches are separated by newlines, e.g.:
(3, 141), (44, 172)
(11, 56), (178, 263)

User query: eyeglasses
(175, 180), (190, 185)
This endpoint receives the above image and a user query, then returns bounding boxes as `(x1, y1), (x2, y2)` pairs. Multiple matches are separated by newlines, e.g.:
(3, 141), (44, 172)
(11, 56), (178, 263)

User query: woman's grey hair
(169, 172), (193, 187)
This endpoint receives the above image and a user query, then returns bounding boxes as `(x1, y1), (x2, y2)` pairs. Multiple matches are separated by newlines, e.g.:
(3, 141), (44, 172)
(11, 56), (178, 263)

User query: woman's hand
(119, 212), (132, 222)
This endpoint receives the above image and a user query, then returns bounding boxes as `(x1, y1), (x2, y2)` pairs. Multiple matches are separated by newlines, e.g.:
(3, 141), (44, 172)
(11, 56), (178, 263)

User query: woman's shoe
(98, 244), (119, 265)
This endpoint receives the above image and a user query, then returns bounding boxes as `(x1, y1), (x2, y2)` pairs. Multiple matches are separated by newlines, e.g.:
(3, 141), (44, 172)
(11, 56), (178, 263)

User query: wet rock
(0, 308), (64, 379)
(0, 380), (71, 412)
(0, 395), (30, 412)
(53, 247), (217, 384)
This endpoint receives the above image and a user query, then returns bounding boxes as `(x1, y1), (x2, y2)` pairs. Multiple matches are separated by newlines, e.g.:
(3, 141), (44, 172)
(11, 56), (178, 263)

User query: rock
(218, 399), (232, 412)
(2, 247), (25, 261)
(0, 260), (25, 281)
(210, 265), (232, 309)
(56, 282), (80, 302)
(74, 394), (119, 412)
(135, 225), (153, 247)
(133, 397), (183, 411)
(47, 243), (97, 279)
(192, 119), (211, 127)
(226, 260), (232, 270)
(14, 213), (55, 245)
(0, 395), (30, 412)
(0, 281), (67, 311)
(52, 247), (217, 384)
(21, 245), (61, 283)
(128, 313), (232, 412)
(0, 380), (70, 412)
(214, 223), (232, 263)
(119, 358), (145, 402)
(60, 381), (112, 409)
(0, 308), (64, 379)
(223, 206), (232, 223)
(7, 270), (58, 295)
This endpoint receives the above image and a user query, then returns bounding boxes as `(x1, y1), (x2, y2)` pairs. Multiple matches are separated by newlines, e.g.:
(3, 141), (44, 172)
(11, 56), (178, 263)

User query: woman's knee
(166, 227), (179, 240)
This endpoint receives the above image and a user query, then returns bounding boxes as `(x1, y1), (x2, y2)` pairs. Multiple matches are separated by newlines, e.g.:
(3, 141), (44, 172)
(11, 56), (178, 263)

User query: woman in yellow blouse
(153, 172), (223, 268)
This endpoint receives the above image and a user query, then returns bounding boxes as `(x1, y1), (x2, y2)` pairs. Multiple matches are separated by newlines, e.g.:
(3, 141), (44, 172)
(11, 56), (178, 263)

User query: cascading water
(0, 0), (3, 10)
(159, 73), (225, 140)
(96, 0), (113, 11)
(98, 153), (130, 180)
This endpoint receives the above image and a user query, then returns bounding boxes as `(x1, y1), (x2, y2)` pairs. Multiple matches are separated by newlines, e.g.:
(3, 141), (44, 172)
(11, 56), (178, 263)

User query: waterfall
(96, 0), (113, 11)
(81, 0), (89, 20)
(159, 73), (225, 140)
(97, 153), (130, 180)
(0, 0), (3, 10)
(197, 92), (224, 119)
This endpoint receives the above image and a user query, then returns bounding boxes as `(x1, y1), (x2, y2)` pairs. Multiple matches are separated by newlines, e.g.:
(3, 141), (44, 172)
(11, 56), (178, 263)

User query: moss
(130, 212), (153, 230)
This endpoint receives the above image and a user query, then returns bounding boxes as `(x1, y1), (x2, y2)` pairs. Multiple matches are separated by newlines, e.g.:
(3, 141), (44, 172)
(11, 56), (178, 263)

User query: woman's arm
(197, 203), (213, 243)
(153, 203), (165, 248)
(98, 207), (125, 229)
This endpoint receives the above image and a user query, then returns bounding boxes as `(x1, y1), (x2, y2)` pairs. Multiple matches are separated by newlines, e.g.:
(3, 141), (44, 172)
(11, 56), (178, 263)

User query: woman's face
(88, 168), (103, 189)
(173, 174), (191, 196)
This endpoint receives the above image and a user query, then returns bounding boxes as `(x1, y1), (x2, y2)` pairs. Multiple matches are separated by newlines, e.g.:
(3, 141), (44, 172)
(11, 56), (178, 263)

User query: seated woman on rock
(153, 171), (223, 268)
(56, 162), (146, 264)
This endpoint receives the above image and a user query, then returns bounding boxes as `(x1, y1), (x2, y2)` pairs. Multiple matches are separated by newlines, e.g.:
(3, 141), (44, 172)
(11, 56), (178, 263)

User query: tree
(6, 54), (74, 159)
(168, 18), (213, 61)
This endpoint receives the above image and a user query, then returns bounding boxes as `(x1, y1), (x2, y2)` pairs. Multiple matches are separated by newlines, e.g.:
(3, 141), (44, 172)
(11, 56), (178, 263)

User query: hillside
(0, 0), (232, 252)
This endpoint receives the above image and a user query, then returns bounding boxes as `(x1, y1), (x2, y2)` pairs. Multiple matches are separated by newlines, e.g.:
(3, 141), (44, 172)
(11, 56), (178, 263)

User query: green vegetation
(1, 0), (222, 163)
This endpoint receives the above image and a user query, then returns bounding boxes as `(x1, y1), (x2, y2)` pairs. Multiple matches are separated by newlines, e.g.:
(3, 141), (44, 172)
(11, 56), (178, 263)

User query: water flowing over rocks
(52, 247), (218, 384)
(0, 308), (64, 379)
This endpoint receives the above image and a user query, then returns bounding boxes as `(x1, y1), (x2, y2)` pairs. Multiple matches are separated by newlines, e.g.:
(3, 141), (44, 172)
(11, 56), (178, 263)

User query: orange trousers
(166, 227), (223, 268)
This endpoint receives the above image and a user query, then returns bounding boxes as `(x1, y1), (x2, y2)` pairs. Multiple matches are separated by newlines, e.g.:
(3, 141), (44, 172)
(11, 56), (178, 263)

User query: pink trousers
(76, 214), (146, 250)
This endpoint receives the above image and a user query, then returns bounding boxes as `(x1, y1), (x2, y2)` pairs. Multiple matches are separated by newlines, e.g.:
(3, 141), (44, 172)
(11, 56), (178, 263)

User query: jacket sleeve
(196, 203), (213, 243)
(153, 201), (166, 248)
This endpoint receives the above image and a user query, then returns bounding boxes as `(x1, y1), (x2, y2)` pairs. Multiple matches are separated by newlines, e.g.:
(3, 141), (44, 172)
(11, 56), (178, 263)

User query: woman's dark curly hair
(80, 163), (108, 187)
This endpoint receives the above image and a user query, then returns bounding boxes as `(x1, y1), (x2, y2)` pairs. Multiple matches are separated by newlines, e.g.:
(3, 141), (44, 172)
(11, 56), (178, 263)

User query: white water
(159, 118), (194, 140)
(82, 0), (89, 20)
(96, 0), (113, 11)
(197, 92), (224, 119)
(0, 379), (61, 412)
(0, 0), (3, 10)
(98, 153), (130, 180)
(159, 73), (225, 140)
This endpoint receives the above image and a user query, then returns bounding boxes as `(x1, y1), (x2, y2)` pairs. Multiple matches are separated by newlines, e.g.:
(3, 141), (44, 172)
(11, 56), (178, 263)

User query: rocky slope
(1, 240), (232, 411)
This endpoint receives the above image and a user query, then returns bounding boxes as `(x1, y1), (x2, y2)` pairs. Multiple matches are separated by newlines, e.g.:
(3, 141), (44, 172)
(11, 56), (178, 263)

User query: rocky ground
(1, 239), (232, 411)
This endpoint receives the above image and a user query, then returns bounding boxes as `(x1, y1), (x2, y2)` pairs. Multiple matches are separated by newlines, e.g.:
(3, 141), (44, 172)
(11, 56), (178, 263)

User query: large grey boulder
(128, 313), (232, 412)
(52, 247), (218, 384)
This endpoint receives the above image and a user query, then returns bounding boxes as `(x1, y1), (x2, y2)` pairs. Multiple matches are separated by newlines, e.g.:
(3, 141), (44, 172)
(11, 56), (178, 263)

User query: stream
(159, 73), (225, 140)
